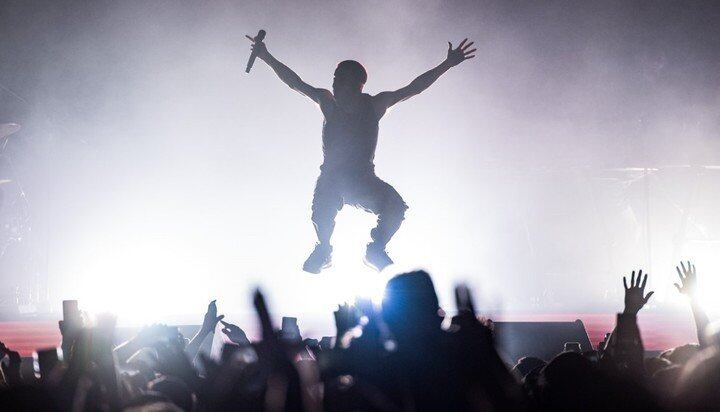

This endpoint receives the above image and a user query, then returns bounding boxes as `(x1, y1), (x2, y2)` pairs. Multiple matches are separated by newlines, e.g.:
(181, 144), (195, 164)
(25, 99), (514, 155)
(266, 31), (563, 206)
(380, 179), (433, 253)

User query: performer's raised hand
(445, 38), (476, 67)
(245, 34), (268, 60)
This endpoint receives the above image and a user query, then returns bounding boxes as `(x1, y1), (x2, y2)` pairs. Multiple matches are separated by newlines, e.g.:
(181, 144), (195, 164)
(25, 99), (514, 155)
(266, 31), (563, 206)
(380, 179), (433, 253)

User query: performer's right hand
(245, 34), (268, 60)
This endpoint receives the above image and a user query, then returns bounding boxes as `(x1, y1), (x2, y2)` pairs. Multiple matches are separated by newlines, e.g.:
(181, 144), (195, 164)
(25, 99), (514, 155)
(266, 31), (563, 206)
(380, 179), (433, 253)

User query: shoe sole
(302, 261), (332, 274)
(363, 256), (391, 272)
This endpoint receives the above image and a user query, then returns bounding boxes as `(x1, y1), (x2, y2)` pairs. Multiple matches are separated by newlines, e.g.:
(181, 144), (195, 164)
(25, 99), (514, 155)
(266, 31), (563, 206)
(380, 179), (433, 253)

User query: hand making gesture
(200, 300), (225, 334)
(674, 260), (697, 297)
(445, 38), (476, 67)
(220, 320), (251, 346)
(673, 260), (710, 347)
(623, 270), (654, 315)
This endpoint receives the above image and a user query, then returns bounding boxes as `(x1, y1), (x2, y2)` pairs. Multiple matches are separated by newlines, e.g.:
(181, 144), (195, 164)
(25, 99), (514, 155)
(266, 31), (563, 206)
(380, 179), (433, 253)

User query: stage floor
(0, 311), (697, 358)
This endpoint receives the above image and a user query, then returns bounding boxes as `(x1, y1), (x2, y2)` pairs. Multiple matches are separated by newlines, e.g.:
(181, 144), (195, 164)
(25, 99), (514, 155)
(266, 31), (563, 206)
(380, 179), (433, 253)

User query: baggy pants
(311, 168), (408, 247)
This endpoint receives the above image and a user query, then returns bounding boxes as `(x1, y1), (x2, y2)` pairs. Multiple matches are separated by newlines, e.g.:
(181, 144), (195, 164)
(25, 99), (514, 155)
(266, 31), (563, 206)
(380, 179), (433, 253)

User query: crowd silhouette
(0, 261), (718, 411)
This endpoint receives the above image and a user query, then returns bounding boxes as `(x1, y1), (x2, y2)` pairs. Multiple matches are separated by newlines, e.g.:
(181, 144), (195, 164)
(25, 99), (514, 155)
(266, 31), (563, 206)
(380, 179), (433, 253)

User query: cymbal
(0, 179), (11, 185)
(0, 123), (21, 139)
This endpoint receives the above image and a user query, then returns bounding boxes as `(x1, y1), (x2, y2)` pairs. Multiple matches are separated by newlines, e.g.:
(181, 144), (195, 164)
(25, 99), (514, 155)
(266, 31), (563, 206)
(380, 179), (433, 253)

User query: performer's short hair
(335, 60), (368, 85)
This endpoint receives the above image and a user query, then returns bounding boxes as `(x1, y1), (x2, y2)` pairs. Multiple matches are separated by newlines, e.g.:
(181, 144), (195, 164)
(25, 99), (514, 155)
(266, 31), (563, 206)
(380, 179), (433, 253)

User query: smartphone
(62, 300), (80, 323)
(35, 347), (60, 379)
(221, 343), (240, 363)
(281, 317), (297, 330)
(281, 317), (301, 342)
(319, 336), (333, 350)
(454, 284), (476, 315)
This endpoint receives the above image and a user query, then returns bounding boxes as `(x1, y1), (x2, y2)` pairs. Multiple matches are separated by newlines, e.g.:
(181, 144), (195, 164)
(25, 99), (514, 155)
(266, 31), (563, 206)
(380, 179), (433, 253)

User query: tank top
(321, 93), (379, 173)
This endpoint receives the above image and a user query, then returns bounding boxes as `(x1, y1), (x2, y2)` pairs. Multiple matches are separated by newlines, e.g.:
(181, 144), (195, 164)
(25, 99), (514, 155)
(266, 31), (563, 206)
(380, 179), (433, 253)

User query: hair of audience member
(512, 356), (547, 380)
(147, 375), (193, 412)
(0, 385), (56, 411)
(124, 401), (184, 412)
(122, 392), (183, 412)
(675, 346), (720, 412)
(660, 344), (701, 366)
(538, 352), (600, 409)
(650, 365), (682, 405)
(381, 270), (442, 339)
(645, 356), (673, 377)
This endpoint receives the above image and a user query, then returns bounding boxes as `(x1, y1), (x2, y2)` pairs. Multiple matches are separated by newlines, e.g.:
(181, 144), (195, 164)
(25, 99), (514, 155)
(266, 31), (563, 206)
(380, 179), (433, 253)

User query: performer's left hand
(445, 38), (476, 67)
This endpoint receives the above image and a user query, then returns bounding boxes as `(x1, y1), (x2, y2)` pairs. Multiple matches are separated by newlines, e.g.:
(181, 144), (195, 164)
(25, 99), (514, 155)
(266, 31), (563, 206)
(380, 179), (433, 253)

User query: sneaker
(303, 243), (333, 274)
(364, 242), (393, 272)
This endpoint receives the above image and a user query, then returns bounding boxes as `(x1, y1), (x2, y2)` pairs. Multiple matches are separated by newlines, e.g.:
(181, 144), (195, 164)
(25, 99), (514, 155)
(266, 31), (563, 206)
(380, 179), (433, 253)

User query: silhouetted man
(246, 35), (476, 273)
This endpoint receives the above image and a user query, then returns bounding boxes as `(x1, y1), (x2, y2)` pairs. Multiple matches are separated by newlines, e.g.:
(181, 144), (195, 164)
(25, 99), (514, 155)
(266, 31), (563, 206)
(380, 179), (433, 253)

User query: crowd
(0, 261), (718, 411)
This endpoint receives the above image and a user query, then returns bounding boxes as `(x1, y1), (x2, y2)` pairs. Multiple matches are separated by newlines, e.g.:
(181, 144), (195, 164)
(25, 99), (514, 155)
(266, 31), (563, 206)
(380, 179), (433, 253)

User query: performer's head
(333, 60), (367, 96)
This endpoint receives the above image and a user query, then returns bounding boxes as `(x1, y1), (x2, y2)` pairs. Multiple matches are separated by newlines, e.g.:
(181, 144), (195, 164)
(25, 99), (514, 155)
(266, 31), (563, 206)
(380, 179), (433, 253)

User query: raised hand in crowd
(115, 323), (184, 364)
(2, 266), (718, 411)
(187, 300), (225, 361)
(334, 303), (360, 343)
(623, 270), (654, 315)
(600, 271), (653, 379)
(675, 261), (697, 296)
(675, 261), (710, 347)
(220, 320), (250, 346)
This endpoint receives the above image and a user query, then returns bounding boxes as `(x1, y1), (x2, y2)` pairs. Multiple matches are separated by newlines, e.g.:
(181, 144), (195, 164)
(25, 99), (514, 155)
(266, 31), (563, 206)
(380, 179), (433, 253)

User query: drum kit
(0, 121), (36, 314)
(0, 122), (29, 258)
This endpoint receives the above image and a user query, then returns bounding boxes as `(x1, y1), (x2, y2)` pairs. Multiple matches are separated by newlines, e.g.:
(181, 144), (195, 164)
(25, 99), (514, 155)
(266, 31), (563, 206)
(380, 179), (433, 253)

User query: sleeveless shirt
(321, 93), (379, 173)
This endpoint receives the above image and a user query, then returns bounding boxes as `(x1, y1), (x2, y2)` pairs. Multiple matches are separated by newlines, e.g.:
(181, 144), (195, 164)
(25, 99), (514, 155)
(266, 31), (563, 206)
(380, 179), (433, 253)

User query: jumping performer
(246, 34), (476, 273)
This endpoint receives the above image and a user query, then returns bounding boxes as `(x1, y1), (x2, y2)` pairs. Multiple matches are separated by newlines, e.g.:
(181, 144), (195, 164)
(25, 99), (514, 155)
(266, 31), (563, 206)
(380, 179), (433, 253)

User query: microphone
(246, 29), (266, 73)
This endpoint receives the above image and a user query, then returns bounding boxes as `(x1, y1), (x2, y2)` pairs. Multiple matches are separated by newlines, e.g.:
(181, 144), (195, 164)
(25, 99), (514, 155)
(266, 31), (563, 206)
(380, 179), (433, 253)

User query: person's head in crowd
(127, 347), (161, 380)
(0, 385), (56, 411)
(148, 376), (194, 412)
(123, 393), (184, 412)
(512, 356), (547, 380)
(650, 364), (682, 405)
(660, 344), (701, 366)
(382, 270), (443, 341)
(675, 347), (720, 412)
(1, 265), (718, 411)
(645, 356), (673, 377)
(538, 351), (600, 409)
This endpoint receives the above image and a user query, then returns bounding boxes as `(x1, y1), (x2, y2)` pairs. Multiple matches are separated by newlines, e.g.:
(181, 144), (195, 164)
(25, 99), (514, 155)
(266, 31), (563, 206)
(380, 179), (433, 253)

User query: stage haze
(0, 1), (719, 343)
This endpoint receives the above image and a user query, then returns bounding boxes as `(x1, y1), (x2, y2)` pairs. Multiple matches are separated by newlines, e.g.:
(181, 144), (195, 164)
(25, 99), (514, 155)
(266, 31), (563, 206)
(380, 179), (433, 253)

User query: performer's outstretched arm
(373, 38), (476, 116)
(246, 35), (332, 105)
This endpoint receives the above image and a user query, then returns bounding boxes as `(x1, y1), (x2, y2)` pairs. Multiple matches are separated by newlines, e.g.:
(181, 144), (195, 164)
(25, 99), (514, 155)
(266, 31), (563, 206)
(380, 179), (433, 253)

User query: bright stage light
(74, 239), (206, 324)
(65, 205), (397, 327)
(653, 244), (720, 317)
(301, 209), (395, 306)
(64, 208), (226, 325)
(687, 254), (720, 317)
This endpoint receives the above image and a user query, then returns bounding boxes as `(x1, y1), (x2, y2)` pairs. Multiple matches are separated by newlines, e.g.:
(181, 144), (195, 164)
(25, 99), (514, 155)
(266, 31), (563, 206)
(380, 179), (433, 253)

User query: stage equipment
(0, 122), (34, 315)
(493, 319), (593, 362)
